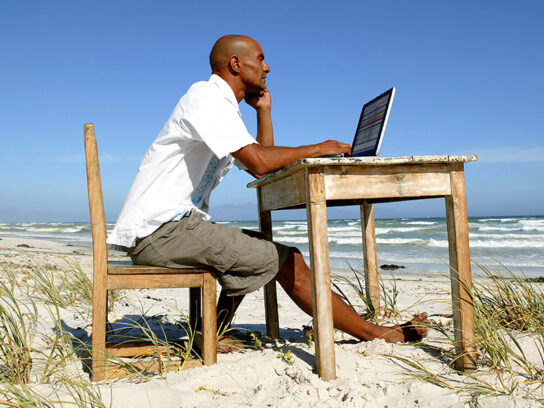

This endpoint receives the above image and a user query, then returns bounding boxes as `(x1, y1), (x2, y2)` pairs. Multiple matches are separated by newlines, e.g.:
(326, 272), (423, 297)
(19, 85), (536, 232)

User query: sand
(0, 236), (543, 407)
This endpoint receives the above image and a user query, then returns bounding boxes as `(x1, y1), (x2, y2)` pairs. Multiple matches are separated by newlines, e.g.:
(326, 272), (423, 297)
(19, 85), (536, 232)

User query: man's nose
(263, 62), (270, 73)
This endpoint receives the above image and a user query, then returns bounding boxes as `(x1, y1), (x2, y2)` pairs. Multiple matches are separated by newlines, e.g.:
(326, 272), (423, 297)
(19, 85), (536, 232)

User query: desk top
(248, 154), (477, 188)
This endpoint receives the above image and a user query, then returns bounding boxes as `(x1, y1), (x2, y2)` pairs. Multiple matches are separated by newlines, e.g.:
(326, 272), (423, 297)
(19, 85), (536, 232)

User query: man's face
(239, 40), (270, 92)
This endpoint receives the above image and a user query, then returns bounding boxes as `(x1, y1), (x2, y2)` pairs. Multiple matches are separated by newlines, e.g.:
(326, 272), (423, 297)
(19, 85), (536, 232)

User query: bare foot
(381, 313), (430, 343)
(217, 334), (244, 353)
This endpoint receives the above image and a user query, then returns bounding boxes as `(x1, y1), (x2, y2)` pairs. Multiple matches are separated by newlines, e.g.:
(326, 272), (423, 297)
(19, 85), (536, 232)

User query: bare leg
(275, 249), (429, 343)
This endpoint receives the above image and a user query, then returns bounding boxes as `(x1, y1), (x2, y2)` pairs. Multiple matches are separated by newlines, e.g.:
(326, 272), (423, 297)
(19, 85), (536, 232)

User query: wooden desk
(248, 155), (478, 381)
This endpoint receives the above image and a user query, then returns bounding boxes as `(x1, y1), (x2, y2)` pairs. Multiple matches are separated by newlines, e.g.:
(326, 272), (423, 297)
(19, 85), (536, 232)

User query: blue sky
(1, 1), (543, 222)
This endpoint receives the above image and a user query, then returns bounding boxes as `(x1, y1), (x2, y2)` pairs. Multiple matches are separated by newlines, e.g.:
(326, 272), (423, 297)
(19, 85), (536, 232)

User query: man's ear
(229, 55), (241, 74)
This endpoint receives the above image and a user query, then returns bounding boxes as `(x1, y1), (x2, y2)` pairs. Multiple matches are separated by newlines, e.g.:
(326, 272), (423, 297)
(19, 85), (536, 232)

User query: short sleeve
(183, 92), (256, 159)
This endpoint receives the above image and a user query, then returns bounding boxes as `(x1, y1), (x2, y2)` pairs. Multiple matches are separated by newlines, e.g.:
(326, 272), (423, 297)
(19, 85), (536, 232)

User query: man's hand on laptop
(314, 140), (351, 157)
(233, 139), (351, 179)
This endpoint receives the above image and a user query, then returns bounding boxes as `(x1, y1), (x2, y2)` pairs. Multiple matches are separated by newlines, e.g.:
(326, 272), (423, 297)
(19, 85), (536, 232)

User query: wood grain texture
(248, 155), (478, 188)
(107, 274), (205, 290)
(258, 188), (281, 339)
(445, 163), (477, 372)
(84, 123), (108, 381)
(202, 273), (217, 365)
(305, 168), (336, 381)
(104, 358), (202, 379)
(107, 342), (172, 358)
(324, 164), (451, 200)
(361, 203), (380, 313)
(258, 170), (306, 211)
(108, 264), (211, 275)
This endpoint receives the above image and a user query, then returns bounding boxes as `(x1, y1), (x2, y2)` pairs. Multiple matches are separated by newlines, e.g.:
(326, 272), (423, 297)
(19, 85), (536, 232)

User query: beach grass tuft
(384, 261), (544, 404)
(23, 257), (122, 313)
(0, 278), (37, 385)
(106, 310), (196, 377)
(332, 263), (402, 322)
(0, 260), (109, 406)
(0, 253), (201, 405)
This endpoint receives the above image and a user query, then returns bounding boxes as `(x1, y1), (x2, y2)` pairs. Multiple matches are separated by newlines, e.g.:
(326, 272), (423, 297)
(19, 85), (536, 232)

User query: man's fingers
(319, 140), (352, 155)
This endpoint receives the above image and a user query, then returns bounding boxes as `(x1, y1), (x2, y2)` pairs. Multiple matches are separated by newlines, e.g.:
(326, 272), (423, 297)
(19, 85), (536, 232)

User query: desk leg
(258, 189), (280, 339)
(306, 170), (336, 381)
(361, 203), (380, 315)
(445, 163), (477, 372)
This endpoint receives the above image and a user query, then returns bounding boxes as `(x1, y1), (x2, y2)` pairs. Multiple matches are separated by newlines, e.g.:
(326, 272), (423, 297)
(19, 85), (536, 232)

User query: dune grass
(3, 247), (544, 406)
(382, 262), (544, 405)
(15, 257), (122, 313)
(332, 263), (410, 322)
(105, 309), (197, 377)
(470, 263), (544, 384)
(0, 254), (203, 406)
(0, 278), (37, 385)
(331, 259), (544, 404)
(0, 261), (110, 406)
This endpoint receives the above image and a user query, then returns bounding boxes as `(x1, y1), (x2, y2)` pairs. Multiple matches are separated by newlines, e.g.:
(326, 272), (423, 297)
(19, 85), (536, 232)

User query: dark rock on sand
(17, 243), (32, 248)
(380, 264), (405, 270)
(524, 276), (544, 283)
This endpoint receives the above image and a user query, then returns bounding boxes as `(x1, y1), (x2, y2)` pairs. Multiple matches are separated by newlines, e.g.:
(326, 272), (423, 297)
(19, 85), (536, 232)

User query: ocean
(1, 216), (543, 277)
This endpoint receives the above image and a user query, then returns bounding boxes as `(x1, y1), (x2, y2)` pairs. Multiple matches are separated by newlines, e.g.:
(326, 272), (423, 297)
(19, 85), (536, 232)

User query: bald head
(208, 35), (270, 101)
(209, 35), (259, 73)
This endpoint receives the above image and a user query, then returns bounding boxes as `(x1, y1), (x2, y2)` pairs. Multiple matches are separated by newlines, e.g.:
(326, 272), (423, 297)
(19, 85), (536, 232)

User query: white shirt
(107, 74), (256, 248)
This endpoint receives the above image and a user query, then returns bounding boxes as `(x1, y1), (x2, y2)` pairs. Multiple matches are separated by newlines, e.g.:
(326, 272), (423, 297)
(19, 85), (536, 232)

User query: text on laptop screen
(352, 91), (393, 156)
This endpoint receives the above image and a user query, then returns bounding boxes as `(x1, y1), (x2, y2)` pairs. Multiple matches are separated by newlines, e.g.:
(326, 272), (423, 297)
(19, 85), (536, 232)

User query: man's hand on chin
(244, 88), (271, 111)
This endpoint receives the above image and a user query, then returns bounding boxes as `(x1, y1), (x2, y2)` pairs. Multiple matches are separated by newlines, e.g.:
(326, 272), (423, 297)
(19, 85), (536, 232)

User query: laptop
(321, 87), (395, 158)
(351, 87), (396, 156)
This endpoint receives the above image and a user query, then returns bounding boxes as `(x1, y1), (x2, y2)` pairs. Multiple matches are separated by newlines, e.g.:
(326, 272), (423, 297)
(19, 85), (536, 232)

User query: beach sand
(0, 236), (542, 407)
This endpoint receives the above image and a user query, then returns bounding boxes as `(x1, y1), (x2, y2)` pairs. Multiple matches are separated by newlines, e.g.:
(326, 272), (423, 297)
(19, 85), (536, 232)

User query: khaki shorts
(128, 210), (291, 296)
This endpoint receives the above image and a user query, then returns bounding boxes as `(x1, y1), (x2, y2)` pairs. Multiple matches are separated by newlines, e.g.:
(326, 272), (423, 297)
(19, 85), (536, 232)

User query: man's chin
(249, 85), (266, 94)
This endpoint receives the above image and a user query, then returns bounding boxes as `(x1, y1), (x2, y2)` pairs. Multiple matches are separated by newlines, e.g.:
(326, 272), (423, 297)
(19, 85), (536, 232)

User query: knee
(285, 247), (304, 269)
(276, 248), (307, 294)
(288, 247), (306, 271)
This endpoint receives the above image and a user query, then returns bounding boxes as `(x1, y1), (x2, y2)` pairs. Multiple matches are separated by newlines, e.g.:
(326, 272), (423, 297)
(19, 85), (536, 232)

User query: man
(107, 35), (428, 344)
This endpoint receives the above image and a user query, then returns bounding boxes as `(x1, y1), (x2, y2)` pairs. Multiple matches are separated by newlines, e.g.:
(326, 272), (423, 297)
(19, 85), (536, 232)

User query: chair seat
(106, 264), (216, 290)
(107, 263), (213, 275)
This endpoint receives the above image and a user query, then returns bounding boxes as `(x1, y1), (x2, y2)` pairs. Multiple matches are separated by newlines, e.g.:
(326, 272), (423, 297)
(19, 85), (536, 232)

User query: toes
(412, 312), (430, 324)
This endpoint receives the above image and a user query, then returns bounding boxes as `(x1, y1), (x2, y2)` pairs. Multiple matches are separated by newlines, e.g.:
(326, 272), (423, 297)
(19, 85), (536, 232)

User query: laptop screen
(351, 87), (395, 157)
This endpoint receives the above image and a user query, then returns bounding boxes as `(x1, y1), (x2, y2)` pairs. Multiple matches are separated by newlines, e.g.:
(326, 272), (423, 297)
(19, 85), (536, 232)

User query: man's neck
(214, 71), (245, 103)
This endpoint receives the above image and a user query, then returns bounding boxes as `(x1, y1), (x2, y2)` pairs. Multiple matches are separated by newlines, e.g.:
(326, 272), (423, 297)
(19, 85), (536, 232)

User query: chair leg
(189, 287), (202, 332)
(202, 274), (217, 365)
(92, 287), (108, 381)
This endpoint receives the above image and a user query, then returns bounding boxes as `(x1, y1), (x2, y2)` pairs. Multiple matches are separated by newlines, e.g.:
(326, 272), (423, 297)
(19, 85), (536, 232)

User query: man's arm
(239, 88), (351, 178)
(245, 89), (274, 147)
(233, 140), (351, 179)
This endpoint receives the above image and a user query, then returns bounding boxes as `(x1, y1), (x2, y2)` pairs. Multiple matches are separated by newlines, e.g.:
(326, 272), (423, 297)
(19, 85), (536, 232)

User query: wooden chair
(84, 123), (217, 381)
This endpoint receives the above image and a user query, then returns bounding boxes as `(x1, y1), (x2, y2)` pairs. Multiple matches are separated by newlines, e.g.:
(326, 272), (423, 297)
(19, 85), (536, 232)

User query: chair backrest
(84, 123), (109, 283)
